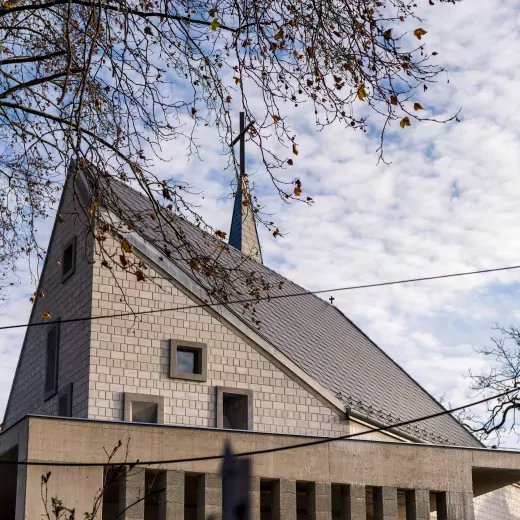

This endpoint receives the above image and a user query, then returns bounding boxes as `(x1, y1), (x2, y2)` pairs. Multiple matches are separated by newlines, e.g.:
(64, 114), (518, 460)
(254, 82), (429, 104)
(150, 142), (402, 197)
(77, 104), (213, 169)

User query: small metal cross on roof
(329, 296), (335, 305)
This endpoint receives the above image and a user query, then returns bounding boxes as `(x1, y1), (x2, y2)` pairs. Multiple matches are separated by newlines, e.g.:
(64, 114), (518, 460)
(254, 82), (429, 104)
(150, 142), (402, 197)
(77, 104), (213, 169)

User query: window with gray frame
(57, 383), (73, 417)
(170, 339), (207, 382)
(216, 387), (253, 430)
(123, 393), (164, 424)
(44, 321), (60, 400)
(61, 237), (76, 282)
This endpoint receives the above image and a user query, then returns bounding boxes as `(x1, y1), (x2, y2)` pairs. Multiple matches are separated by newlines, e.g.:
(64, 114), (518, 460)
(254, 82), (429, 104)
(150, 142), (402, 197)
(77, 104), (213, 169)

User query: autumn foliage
(0, 0), (459, 302)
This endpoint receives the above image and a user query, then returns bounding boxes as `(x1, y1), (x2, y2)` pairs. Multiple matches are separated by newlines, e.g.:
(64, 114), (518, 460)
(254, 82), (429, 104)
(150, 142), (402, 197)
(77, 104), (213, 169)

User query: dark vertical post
(222, 442), (251, 520)
(240, 111), (246, 178)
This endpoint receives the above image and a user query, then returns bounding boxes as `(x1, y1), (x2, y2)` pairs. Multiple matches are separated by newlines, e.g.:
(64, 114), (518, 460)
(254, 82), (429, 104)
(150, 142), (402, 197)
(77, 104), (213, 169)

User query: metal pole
(239, 111), (245, 178)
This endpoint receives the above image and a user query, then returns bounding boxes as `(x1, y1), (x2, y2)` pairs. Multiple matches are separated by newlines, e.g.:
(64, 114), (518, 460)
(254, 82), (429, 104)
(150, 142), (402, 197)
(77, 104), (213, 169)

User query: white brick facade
(475, 486), (520, 519)
(88, 235), (380, 438)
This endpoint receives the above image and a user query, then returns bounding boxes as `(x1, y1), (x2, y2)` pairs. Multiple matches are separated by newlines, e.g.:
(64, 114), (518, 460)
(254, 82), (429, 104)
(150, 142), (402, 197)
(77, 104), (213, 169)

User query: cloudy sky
(2, 0), (520, 446)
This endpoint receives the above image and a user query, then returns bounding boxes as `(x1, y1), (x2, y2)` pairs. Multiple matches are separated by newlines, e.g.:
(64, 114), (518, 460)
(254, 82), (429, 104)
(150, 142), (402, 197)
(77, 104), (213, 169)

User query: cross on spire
(228, 112), (263, 263)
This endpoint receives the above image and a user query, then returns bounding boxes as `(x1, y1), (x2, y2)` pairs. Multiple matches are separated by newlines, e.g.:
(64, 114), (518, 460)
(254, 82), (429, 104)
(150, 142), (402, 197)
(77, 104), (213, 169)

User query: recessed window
(123, 393), (164, 424)
(177, 348), (199, 374)
(132, 401), (158, 423)
(57, 383), (73, 417)
(296, 482), (315, 520)
(61, 237), (76, 282)
(184, 474), (202, 520)
(216, 387), (253, 430)
(44, 321), (60, 400)
(170, 340), (207, 382)
(260, 479), (276, 520)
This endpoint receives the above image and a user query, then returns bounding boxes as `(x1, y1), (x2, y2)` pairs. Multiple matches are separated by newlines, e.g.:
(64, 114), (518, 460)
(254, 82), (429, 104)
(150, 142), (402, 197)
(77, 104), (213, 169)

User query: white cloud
(2, 0), (520, 448)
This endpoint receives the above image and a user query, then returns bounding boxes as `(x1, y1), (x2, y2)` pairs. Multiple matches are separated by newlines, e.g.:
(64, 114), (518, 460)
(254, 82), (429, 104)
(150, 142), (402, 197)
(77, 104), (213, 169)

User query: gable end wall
(3, 178), (94, 427)
(88, 235), (393, 441)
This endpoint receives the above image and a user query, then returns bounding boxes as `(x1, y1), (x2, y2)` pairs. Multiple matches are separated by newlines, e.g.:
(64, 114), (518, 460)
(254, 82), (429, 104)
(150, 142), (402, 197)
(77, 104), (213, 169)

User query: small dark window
(184, 474), (201, 520)
(170, 340), (207, 382)
(102, 467), (121, 520)
(57, 383), (73, 417)
(145, 470), (165, 520)
(223, 393), (249, 429)
(177, 348), (200, 374)
(296, 482), (314, 520)
(44, 322), (60, 400)
(132, 401), (159, 423)
(216, 387), (253, 430)
(61, 237), (76, 282)
(260, 480), (276, 520)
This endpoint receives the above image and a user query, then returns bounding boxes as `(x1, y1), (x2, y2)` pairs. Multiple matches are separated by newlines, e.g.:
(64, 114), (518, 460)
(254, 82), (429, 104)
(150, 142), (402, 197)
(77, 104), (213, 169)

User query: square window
(123, 393), (164, 424)
(177, 348), (199, 374)
(170, 340), (207, 382)
(131, 401), (158, 423)
(216, 387), (253, 430)
(61, 237), (76, 282)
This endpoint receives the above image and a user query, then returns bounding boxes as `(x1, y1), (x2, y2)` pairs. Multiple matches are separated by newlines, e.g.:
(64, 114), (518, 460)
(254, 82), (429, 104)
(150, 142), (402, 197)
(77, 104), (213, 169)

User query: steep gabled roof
(101, 175), (481, 448)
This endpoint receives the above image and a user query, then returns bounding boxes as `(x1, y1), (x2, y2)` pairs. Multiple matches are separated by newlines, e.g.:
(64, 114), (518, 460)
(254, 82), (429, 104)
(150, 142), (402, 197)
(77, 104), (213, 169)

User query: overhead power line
(1, 263), (520, 331)
(0, 387), (517, 467)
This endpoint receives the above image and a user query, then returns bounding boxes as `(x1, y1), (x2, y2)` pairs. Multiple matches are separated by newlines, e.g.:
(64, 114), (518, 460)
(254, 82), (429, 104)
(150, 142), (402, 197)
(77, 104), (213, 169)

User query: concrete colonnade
(116, 470), (475, 520)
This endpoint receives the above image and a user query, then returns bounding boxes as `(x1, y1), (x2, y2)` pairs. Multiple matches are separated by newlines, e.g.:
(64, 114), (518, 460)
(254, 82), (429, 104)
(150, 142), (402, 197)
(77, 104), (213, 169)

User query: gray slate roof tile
(105, 178), (481, 448)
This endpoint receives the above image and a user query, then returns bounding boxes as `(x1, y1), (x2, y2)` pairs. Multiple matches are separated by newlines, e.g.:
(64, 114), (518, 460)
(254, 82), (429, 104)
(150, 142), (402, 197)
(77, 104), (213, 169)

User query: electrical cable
(0, 387), (516, 467)
(1, 264), (520, 331)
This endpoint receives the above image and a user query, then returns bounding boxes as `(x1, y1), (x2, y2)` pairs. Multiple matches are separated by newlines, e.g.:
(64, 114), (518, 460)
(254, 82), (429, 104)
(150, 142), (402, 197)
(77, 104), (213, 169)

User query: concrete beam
(119, 468), (146, 519)
(197, 473), (222, 520)
(436, 491), (475, 520)
(343, 484), (366, 520)
(373, 487), (398, 520)
(311, 482), (331, 520)
(158, 470), (184, 520)
(405, 489), (430, 520)
(274, 479), (296, 520)
(251, 477), (261, 520)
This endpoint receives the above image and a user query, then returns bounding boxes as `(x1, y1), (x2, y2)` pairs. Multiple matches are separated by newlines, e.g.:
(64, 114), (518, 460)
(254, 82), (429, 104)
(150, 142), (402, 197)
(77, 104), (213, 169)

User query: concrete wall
(19, 416), (520, 519)
(22, 417), (480, 490)
(3, 176), (94, 428)
(87, 234), (391, 440)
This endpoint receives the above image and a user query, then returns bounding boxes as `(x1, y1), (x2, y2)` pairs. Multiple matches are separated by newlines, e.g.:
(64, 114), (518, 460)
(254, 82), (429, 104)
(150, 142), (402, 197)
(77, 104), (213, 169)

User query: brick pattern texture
(3, 178), (93, 427)
(88, 235), (370, 438)
(475, 486), (520, 520)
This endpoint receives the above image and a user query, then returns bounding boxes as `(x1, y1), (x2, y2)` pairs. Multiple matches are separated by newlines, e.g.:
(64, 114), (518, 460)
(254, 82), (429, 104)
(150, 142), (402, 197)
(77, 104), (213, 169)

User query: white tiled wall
(87, 235), (394, 439)
(475, 486), (520, 520)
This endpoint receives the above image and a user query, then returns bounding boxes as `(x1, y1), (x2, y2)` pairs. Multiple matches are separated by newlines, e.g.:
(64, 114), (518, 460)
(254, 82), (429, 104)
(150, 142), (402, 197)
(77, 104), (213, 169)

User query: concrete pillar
(344, 484), (366, 520)
(405, 490), (430, 520)
(311, 482), (332, 520)
(158, 470), (184, 520)
(373, 487), (398, 520)
(197, 473), (222, 520)
(437, 492), (474, 520)
(251, 477), (261, 520)
(119, 467), (146, 520)
(274, 479), (296, 520)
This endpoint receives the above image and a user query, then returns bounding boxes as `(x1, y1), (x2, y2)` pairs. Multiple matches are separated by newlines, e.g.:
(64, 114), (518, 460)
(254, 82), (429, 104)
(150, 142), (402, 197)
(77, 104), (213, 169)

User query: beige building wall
(88, 234), (394, 440)
(3, 177), (93, 427)
(475, 486), (520, 520)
